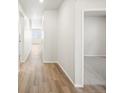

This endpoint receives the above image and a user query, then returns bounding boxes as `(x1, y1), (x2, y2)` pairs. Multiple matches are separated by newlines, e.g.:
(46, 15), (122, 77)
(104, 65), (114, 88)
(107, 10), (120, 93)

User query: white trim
(75, 84), (84, 88)
(21, 48), (31, 63)
(84, 55), (106, 57)
(57, 63), (75, 86)
(82, 10), (85, 88)
(58, 63), (83, 87)
(84, 8), (106, 12)
(19, 4), (27, 18)
(43, 61), (83, 88)
(43, 61), (58, 63)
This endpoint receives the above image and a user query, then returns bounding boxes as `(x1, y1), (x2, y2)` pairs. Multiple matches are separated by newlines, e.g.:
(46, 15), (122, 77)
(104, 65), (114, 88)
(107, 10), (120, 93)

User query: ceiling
(19, 0), (63, 19)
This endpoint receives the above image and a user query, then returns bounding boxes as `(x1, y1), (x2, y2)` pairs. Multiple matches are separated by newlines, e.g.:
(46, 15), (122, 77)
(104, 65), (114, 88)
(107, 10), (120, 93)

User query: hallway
(19, 45), (105, 93)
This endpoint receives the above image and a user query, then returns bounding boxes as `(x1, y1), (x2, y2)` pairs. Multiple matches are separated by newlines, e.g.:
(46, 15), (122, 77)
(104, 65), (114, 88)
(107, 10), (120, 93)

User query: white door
(19, 16), (24, 62)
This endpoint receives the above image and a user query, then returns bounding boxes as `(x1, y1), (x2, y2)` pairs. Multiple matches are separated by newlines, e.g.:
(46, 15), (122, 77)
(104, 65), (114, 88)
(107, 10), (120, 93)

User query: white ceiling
(19, 0), (63, 19)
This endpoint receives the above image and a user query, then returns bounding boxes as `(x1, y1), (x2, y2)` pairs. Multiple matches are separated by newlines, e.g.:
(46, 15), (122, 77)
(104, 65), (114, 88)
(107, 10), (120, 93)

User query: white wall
(19, 6), (32, 63)
(58, 0), (75, 83)
(23, 17), (32, 62)
(84, 16), (106, 56)
(31, 18), (42, 29)
(43, 10), (58, 62)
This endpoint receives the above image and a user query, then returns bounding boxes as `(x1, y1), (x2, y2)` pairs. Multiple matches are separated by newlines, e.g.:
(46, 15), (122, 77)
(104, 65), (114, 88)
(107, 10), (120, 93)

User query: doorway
(84, 10), (106, 86)
(32, 29), (42, 44)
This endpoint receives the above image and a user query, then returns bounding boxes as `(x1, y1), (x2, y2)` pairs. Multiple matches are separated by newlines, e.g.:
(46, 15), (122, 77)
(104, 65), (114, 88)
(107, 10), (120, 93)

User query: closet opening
(84, 10), (106, 86)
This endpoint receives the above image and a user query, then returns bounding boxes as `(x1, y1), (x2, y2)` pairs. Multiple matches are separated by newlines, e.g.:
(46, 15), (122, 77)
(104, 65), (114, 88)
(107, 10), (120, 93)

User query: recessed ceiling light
(40, 0), (44, 3)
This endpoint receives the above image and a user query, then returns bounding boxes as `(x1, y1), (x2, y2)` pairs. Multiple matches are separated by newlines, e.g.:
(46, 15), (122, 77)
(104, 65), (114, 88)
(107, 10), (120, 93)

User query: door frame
(82, 9), (106, 86)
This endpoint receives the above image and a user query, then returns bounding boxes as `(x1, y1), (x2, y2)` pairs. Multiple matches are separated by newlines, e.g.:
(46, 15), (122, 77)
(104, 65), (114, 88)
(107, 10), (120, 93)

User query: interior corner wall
(57, 0), (75, 83)
(84, 16), (106, 56)
(43, 10), (58, 62)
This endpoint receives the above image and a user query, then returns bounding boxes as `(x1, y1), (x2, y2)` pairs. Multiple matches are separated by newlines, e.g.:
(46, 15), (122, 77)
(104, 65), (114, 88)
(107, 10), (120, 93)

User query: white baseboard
(58, 63), (84, 88)
(20, 49), (31, 63)
(84, 55), (106, 57)
(75, 84), (84, 88)
(43, 60), (74, 85)
(57, 63), (75, 86)
(43, 61), (58, 63)
(43, 61), (83, 88)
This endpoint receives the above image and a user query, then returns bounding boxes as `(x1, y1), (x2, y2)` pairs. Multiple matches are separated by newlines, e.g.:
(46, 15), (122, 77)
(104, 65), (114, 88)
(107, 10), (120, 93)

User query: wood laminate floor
(19, 45), (106, 93)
